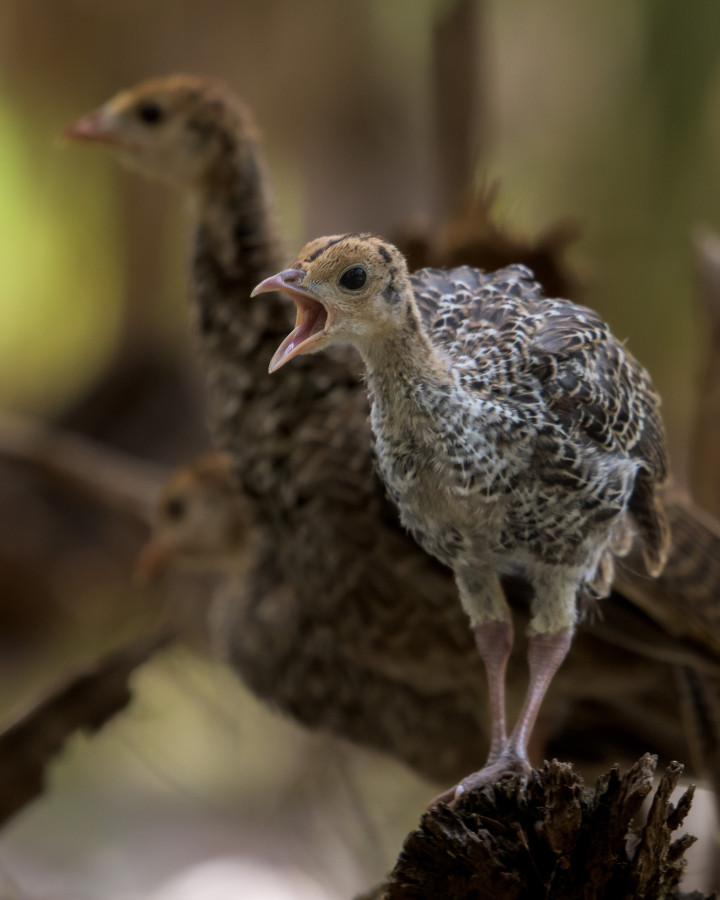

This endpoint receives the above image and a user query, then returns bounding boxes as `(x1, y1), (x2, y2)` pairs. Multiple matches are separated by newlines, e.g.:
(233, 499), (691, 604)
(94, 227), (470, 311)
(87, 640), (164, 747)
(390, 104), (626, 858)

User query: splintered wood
(368, 756), (710, 900)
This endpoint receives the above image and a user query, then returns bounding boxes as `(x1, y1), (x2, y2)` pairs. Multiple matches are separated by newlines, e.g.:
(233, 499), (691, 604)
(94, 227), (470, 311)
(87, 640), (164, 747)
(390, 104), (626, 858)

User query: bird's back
(412, 263), (671, 580)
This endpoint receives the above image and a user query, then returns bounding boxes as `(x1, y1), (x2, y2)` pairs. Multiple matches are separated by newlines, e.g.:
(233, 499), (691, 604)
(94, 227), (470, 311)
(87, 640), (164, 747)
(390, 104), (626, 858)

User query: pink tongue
(270, 318), (318, 372)
(284, 321), (314, 357)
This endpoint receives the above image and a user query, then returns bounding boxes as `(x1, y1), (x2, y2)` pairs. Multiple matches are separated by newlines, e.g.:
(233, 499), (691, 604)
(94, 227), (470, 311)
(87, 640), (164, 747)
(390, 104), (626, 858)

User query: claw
(428, 753), (531, 809)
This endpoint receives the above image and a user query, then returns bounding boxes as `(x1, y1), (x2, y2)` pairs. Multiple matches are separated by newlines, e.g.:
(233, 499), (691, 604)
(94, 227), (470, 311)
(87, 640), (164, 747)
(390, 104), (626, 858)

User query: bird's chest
(370, 397), (509, 566)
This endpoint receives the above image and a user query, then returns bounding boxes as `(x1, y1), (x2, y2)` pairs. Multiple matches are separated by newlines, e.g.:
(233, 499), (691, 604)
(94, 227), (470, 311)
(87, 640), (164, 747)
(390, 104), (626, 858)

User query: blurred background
(1, 0), (720, 896)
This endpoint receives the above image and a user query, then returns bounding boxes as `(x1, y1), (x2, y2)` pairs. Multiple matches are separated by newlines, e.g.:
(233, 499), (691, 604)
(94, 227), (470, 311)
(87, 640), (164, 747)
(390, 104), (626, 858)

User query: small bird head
(62, 75), (251, 187)
(251, 233), (413, 372)
(134, 452), (252, 583)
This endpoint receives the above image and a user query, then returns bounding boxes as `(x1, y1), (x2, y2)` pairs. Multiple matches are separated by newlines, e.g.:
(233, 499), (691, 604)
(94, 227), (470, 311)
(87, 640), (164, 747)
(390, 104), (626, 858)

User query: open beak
(61, 109), (124, 146)
(251, 270), (333, 372)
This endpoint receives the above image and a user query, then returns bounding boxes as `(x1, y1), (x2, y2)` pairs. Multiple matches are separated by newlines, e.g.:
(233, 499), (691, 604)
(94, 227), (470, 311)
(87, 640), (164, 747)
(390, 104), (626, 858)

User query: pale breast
(372, 385), (639, 575)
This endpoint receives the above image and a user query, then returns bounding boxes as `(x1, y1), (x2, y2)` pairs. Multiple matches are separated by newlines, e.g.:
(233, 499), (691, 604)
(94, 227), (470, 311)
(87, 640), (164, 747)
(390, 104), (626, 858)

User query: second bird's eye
(165, 497), (186, 521)
(339, 267), (367, 290)
(137, 101), (164, 125)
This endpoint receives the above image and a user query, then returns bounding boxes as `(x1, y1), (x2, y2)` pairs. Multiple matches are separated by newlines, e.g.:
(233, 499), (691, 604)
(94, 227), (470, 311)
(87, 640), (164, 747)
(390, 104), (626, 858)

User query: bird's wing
(527, 300), (668, 482)
(411, 263), (538, 365)
(412, 264), (668, 481)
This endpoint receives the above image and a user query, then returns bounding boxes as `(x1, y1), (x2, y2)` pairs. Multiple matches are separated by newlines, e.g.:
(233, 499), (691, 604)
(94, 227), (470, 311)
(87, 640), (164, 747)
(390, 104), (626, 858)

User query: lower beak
(252, 272), (332, 372)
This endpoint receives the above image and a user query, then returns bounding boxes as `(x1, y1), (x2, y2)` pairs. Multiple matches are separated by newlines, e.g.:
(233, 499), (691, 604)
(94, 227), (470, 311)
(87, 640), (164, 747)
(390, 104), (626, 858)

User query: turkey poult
(134, 452), (254, 584)
(133, 452), (264, 660)
(254, 233), (671, 804)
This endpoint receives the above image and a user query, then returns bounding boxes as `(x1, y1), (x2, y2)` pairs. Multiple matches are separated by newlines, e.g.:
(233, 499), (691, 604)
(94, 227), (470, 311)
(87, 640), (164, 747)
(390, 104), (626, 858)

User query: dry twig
(0, 629), (171, 826)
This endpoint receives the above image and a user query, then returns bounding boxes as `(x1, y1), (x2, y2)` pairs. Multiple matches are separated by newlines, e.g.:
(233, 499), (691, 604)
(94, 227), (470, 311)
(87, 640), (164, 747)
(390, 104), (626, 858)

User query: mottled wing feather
(412, 263), (670, 575)
(528, 304), (668, 483)
(412, 264), (668, 481)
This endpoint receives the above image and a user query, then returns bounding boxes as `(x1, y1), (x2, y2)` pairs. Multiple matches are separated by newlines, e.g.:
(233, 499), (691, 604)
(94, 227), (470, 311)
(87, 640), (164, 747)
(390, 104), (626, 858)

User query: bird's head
(251, 233), (413, 372)
(63, 75), (250, 187)
(134, 452), (252, 583)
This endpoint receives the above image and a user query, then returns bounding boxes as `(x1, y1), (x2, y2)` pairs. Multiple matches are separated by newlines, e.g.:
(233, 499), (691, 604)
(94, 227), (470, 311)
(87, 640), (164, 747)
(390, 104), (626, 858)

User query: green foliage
(0, 95), (123, 413)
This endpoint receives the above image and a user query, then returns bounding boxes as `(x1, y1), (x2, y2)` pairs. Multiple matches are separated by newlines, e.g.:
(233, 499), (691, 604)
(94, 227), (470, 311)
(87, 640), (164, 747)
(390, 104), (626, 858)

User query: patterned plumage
(410, 263), (669, 584)
(256, 233), (670, 802)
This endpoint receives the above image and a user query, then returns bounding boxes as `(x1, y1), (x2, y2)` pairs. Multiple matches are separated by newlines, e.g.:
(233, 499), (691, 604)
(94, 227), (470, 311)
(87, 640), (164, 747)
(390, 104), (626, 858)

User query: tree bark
(360, 756), (711, 900)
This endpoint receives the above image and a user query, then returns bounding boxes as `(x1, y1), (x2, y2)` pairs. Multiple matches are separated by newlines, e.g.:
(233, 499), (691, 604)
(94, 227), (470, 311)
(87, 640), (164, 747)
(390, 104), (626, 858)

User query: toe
(427, 784), (459, 808)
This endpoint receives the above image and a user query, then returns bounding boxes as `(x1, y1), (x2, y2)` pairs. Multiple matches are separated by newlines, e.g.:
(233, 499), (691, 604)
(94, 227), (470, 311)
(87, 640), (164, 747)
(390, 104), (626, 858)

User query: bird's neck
(192, 134), (288, 334)
(361, 305), (456, 416)
(188, 132), (294, 446)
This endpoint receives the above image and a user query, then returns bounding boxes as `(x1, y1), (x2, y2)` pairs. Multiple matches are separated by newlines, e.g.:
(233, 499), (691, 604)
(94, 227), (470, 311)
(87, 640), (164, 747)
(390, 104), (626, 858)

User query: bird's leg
(500, 569), (578, 765)
(503, 627), (572, 764)
(430, 571), (577, 808)
(456, 567), (513, 758)
(473, 618), (514, 761)
(429, 568), (512, 807)
(440, 628), (572, 806)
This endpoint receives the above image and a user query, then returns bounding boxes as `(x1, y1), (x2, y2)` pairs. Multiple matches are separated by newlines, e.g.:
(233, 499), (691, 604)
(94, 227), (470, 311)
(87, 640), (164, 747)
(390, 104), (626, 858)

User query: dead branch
(0, 629), (171, 827)
(0, 409), (166, 522)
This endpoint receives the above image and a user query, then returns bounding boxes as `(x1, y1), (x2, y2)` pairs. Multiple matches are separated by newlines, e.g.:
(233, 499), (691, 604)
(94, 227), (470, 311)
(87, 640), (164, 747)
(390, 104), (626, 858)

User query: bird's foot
(428, 753), (531, 808)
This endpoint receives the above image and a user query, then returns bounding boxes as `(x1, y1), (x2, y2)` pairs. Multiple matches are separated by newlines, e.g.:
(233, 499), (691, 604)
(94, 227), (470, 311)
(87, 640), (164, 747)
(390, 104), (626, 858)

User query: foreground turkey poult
(255, 234), (671, 804)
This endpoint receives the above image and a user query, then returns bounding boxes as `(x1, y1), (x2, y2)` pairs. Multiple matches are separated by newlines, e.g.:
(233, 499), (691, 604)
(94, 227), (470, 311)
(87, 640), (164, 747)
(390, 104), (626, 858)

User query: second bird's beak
(61, 108), (123, 146)
(251, 270), (333, 373)
(133, 538), (172, 585)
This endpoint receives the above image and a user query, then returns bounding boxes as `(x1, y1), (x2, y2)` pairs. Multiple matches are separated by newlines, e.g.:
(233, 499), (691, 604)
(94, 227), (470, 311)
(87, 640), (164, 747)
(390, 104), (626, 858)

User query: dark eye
(137, 101), (164, 125)
(339, 267), (367, 290)
(164, 497), (186, 521)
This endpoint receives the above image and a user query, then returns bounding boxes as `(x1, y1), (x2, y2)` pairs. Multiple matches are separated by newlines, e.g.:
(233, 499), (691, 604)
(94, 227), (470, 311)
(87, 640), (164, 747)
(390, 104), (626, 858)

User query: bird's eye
(339, 267), (367, 290)
(164, 497), (186, 521)
(137, 101), (164, 125)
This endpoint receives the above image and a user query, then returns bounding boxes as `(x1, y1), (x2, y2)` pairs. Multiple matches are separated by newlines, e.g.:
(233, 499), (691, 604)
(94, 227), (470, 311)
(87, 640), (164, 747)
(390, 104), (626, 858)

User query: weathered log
(361, 756), (712, 900)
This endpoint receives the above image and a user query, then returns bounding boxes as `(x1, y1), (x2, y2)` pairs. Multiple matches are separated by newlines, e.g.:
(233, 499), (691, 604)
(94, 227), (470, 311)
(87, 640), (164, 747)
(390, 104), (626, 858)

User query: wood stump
(361, 755), (713, 900)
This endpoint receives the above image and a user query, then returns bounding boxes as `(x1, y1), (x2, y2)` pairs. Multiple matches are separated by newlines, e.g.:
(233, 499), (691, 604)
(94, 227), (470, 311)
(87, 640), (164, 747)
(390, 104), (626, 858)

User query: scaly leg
(430, 568), (576, 807)
(429, 569), (514, 805)
(429, 617), (513, 806)
(474, 619), (514, 760)
(430, 627), (573, 807)
(506, 628), (572, 759)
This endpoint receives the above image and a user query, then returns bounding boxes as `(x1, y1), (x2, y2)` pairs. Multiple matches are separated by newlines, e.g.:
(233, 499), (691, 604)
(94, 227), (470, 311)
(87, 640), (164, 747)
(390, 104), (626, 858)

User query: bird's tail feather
(628, 470), (671, 578)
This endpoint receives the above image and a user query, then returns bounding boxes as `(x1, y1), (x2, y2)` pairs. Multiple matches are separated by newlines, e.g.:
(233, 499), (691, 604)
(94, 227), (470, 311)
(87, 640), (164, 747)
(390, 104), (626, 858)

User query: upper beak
(61, 109), (122, 146)
(251, 270), (333, 373)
